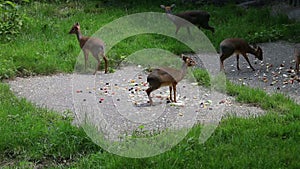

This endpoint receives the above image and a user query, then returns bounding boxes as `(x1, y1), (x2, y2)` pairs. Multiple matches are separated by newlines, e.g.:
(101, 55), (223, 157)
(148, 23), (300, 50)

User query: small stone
(89, 91), (92, 94)
(106, 82), (109, 85)
(130, 80), (135, 83)
(178, 112), (183, 116)
(83, 99), (86, 101)
(117, 98), (120, 101)
(270, 81), (277, 86)
(219, 100), (226, 104)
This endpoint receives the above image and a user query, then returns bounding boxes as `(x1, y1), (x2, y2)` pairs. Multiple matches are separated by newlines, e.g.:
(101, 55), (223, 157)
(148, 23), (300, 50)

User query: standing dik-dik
(294, 44), (300, 74)
(69, 22), (108, 75)
(160, 4), (215, 34)
(146, 55), (196, 106)
(219, 38), (263, 72)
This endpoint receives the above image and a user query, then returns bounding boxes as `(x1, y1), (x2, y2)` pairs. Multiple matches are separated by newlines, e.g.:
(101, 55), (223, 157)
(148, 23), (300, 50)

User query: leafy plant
(0, 57), (16, 79)
(0, 0), (28, 42)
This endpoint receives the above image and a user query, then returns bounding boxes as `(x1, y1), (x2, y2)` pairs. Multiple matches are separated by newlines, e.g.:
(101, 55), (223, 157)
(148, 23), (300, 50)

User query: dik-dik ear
(252, 43), (258, 49)
(160, 5), (165, 9)
(181, 54), (188, 61)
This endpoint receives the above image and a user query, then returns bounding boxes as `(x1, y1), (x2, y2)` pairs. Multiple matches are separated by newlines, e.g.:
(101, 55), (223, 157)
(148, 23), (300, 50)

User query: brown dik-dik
(294, 44), (300, 74)
(146, 55), (196, 106)
(69, 22), (108, 75)
(219, 38), (263, 72)
(160, 4), (215, 34)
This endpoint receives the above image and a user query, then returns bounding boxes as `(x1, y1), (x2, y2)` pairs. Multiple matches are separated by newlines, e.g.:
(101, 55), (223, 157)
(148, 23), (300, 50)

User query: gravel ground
(8, 41), (299, 139)
(224, 41), (300, 103)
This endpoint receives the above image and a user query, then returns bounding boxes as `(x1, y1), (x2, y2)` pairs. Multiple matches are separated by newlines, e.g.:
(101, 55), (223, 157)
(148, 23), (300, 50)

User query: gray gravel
(8, 41), (299, 139)
(7, 64), (265, 140)
(224, 41), (300, 104)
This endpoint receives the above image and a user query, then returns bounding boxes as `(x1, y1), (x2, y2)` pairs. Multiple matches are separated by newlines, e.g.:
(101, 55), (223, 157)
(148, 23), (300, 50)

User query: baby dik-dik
(146, 55), (196, 106)
(219, 38), (263, 72)
(69, 22), (108, 75)
(295, 44), (300, 74)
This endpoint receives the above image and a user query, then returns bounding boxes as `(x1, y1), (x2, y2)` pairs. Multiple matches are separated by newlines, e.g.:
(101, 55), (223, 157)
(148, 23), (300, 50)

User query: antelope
(160, 4), (215, 34)
(146, 55), (196, 105)
(69, 22), (108, 75)
(219, 38), (263, 72)
(295, 44), (300, 74)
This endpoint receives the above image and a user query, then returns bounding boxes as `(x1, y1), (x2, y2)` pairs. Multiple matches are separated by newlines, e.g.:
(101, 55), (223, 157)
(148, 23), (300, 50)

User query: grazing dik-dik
(69, 22), (108, 75)
(295, 44), (300, 74)
(219, 38), (263, 72)
(146, 55), (196, 106)
(160, 4), (215, 34)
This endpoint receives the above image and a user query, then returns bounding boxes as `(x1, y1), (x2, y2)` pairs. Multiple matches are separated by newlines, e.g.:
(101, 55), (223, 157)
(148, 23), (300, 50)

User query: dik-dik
(146, 55), (196, 105)
(69, 22), (108, 75)
(295, 44), (300, 74)
(219, 38), (263, 72)
(160, 4), (215, 34)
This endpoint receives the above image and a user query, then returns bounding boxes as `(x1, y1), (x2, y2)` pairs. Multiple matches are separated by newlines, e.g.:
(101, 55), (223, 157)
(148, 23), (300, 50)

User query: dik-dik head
(181, 55), (196, 66)
(253, 45), (263, 61)
(69, 22), (80, 34)
(160, 4), (176, 14)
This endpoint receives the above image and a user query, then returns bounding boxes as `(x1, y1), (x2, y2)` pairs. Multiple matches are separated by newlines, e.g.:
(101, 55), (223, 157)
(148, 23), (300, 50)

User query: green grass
(0, 77), (299, 168)
(0, 83), (100, 167)
(0, 0), (299, 80)
(0, 0), (300, 168)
